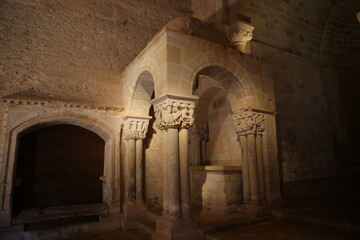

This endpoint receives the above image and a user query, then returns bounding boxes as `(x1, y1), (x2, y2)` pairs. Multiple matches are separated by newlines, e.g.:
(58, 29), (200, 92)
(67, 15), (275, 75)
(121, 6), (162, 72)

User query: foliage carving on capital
(233, 111), (265, 136)
(229, 21), (254, 53)
(122, 116), (150, 140)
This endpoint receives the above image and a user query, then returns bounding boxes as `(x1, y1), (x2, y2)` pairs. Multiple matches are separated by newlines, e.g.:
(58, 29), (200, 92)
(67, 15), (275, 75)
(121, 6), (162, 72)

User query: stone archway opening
(12, 123), (108, 227)
(189, 66), (244, 214)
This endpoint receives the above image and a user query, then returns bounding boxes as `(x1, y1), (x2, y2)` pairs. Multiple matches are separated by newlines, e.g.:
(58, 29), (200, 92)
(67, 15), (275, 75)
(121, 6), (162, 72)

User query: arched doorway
(13, 124), (105, 214)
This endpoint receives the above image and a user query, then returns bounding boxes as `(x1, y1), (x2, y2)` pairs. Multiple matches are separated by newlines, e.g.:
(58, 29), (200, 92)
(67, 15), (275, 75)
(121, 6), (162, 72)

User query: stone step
(0, 218), (120, 240)
(272, 210), (360, 236)
(137, 220), (156, 239)
(13, 203), (108, 225)
(0, 231), (33, 240)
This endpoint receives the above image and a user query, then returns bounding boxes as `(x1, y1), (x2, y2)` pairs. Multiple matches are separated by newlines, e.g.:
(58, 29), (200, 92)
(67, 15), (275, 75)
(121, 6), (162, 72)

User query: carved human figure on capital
(156, 105), (195, 129)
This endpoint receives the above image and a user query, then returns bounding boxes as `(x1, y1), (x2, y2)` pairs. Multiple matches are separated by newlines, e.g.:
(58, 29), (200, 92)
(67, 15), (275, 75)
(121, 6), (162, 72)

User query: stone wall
(206, 91), (241, 166)
(0, 0), (191, 106)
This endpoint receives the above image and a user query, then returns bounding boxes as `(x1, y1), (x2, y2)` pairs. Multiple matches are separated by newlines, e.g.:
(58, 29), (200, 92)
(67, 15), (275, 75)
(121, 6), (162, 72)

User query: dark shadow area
(13, 124), (105, 213)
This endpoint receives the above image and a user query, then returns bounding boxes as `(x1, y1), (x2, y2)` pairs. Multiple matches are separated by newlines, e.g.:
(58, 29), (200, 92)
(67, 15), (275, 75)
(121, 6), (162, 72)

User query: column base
(238, 203), (270, 217)
(121, 201), (147, 230)
(152, 216), (200, 240)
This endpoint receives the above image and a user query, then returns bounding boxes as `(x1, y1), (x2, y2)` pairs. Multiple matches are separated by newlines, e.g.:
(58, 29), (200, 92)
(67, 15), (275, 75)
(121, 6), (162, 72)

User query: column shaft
(256, 135), (265, 203)
(193, 139), (201, 166)
(167, 128), (180, 217)
(126, 139), (136, 201)
(239, 135), (250, 203)
(162, 130), (169, 215)
(136, 139), (144, 204)
(247, 134), (260, 204)
(201, 140), (206, 165)
(179, 128), (190, 217)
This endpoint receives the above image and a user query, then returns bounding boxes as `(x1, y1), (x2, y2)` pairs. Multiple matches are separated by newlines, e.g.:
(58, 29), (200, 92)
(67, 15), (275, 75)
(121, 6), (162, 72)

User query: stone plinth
(192, 166), (242, 215)
(152, 216), (200, 240)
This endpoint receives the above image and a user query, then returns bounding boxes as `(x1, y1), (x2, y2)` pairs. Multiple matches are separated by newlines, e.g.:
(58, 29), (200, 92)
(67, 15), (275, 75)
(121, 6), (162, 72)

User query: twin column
(233, 111), (266, 209)
(189, 125), (208, 166)
(151, 94), (198, 219)
(122, 116), (151, 206)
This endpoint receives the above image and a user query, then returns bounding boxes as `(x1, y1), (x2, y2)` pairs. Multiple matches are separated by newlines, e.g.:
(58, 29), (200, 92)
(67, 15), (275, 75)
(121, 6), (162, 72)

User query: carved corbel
(229, 21), (255, 53)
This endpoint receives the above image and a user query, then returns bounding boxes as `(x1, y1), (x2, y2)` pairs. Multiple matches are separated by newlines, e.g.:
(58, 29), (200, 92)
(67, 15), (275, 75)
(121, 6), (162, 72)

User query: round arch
(191, 64), (251, 113)
(0, 113), (117, 223)
(127, 70), (155, 116)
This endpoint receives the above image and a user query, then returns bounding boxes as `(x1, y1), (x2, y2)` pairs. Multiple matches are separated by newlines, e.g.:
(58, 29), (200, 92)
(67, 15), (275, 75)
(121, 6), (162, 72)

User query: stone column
(189, 124), (208, 166)
(121, 115), (150, 230)
(168, 127), (180, 217)
(180, 127), (190, 218)
(189, 127), (201, 166)
(256, 133), (266, 203)
(247, 133), (259, 204)
(162, 130), (169, 216)
(122, 120), (137, 203)
(198, 125), (208, 165)
(136, 138), (144, 204)
(234, 110), (267, 216)
(239, 135), (250, 203)
(151, 94), (200, 240)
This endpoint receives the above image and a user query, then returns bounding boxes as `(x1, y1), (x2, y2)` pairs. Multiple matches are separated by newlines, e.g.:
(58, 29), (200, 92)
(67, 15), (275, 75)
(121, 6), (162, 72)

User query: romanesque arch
(0, 113), (118, 225)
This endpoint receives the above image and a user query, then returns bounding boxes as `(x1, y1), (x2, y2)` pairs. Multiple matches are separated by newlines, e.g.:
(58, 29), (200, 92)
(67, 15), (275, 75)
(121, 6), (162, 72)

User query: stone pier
(151, 94), (200, 240)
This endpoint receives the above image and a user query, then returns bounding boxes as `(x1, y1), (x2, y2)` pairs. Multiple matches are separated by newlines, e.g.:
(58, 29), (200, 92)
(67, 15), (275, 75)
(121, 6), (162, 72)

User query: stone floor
(65, 230), (148, 240)
(62, 187), (360, 240)
(207, 220), (357, 240)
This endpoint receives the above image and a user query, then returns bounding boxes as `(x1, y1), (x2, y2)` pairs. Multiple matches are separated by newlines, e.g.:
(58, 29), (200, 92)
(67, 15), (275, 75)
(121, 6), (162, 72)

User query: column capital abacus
(233, 111), (265, 136)
(122, 115), (151, 140)
(150, 93), (198, 130)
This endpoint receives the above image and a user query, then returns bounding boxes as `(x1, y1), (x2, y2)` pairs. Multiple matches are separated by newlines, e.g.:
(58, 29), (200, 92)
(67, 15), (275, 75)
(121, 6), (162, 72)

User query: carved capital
(122, 115), (151, 140)
(189, 125), (208, 141)
(229, 21), (254, 53)
(150, 94), (198, 130)
(233, 111), (265, 136)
